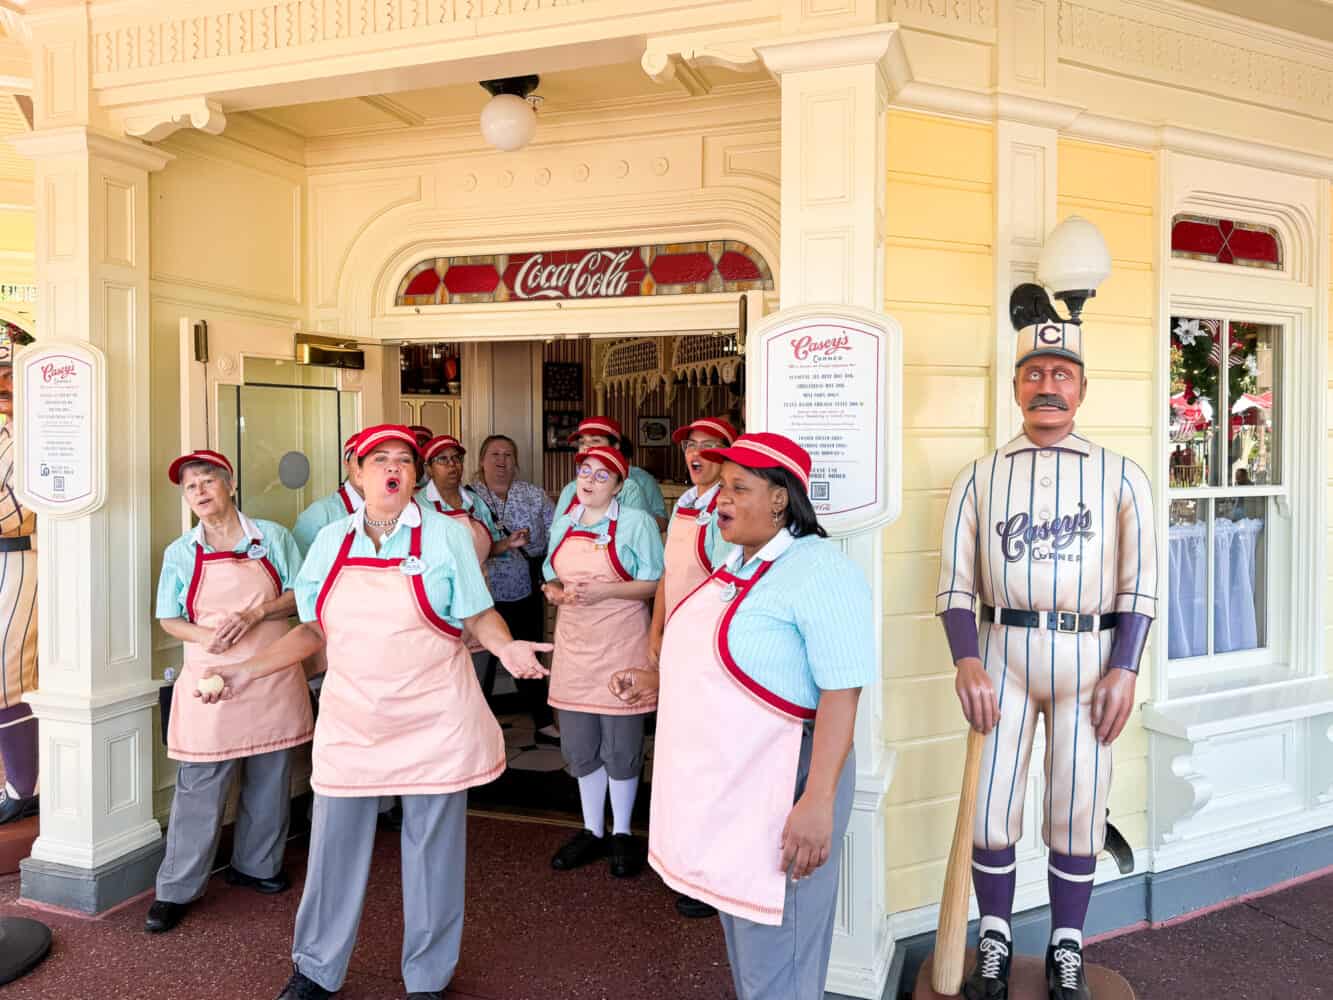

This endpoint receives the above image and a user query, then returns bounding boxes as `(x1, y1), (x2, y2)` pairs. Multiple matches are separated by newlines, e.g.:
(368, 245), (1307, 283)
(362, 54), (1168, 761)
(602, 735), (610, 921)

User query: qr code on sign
(810, 481), (829, 501)
(53, 476), (65, 493)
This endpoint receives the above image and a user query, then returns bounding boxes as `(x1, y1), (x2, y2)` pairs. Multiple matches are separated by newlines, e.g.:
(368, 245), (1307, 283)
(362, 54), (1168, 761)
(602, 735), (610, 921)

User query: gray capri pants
(557, 709), (645, 780)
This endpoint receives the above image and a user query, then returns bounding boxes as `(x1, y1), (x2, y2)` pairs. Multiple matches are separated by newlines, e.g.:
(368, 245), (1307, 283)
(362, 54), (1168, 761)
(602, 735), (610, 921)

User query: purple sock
(1048, 852), (1097, 936)
(0, 703), (37, 798)
(972, 846), (1017, 930)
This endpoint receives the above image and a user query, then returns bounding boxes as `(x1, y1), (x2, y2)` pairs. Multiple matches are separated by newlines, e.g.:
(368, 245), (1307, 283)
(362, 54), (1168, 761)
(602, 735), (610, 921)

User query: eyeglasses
(576, 464), (613, 484)
(681, 440), (724, 452)
(430, 455), (464, 466)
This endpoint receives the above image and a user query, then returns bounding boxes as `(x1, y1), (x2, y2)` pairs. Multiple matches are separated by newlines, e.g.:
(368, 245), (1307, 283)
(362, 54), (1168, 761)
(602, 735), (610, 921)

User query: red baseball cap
(168, 449), (234, 485)
(700, 432), (812, 491)
(568, 416), (623, 444)
(408, 424), (434, 446)
(671, 417), (738, 446)
(422, 435), (466, 463)
(355, 424), (421, 460)
(574, 446), (629, 481)
(342, 433), (360, 460)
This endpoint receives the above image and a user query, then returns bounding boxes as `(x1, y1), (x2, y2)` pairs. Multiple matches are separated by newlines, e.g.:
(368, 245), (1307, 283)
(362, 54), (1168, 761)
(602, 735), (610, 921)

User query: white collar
(350, 498), (422, 540)
(724, 526), (797, 571)
(339, 481), (366, 511)
(679, 482), (721, 509)
(424, 480), (472, 512)
(191, 510), (263, 551)
(570, 497), (620, 524)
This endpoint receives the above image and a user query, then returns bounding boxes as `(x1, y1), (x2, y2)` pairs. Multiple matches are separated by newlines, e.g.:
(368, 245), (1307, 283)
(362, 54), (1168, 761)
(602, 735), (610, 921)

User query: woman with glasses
(555, 417), (668, 531)
(541, 445), (664, 878)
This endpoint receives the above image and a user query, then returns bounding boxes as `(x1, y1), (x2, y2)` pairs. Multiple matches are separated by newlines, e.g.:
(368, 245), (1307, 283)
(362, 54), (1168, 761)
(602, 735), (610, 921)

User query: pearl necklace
(364, 512), (401, 529)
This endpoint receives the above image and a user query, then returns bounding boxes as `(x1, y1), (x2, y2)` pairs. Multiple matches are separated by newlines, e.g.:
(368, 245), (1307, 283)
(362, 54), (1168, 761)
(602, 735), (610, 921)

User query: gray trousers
(557, 708), (645, 780)
(718, 729), (856, 1000)
(155, 748), (293, 904)
(292, 792), (467, 993)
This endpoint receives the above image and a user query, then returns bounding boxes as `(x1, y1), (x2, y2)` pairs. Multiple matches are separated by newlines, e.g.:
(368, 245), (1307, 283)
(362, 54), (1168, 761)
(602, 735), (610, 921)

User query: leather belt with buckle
(981, 605), (1119, 633)
(0, 537), (31, 553)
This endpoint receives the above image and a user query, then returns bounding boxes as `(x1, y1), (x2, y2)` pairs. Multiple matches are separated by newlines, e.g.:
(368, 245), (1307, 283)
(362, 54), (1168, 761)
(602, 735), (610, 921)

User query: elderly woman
(542, 445), (663, 878)
(145, 449), (311, 936)
(198, 426), (550, 1000)
(614, 432), (874, 1000)
(469, 434), (558, 741)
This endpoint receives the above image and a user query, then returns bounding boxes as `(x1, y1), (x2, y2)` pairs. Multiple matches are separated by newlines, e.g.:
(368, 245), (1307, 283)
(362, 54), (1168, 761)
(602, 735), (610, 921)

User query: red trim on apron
(552, 516), (631, 583)
(337, 483), (356, 514)
(315, 508), (462, 638)
(714, 563), (817, 721)
(671, 490), (719, 579)
(185, 540), (280, 622)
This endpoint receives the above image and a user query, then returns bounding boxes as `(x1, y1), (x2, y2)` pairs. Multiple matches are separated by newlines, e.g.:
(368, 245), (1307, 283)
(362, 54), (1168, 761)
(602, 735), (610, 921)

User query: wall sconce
(1010, 215), (1112, 328)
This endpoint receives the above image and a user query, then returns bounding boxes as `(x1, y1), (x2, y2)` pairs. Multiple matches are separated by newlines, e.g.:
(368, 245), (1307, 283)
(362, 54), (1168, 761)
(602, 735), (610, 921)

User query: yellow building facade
(1, 1), (1332, 996)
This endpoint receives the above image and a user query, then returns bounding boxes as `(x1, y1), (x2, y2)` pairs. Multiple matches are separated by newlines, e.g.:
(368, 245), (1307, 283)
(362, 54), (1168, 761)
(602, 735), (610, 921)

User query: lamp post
(1010, 215), (1112, 329)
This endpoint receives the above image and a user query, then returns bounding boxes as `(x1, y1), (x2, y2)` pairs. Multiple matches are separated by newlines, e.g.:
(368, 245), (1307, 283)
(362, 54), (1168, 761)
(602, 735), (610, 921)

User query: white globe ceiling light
(1036, 215), (1112, 321)
(479, 75), (541, 152)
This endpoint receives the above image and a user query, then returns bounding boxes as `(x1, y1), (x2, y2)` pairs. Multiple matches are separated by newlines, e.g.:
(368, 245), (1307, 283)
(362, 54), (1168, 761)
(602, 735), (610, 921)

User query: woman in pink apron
(642, 416), (737, 920)
(540, 445), (663, 879)
(612, 433), (876, 1000)
(553, 417), (669, 530)
(197, 425), (550, 1000)
(146, 449), (312, 936)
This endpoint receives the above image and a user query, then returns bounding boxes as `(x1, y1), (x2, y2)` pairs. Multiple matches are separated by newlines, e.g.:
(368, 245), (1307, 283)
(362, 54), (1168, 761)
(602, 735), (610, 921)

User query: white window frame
(1151, 152), (1328, 705)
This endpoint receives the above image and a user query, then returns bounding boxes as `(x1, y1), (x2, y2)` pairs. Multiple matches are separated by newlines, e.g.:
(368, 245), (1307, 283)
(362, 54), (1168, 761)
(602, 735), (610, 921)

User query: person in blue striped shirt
(614, 432), (874, 1000)
(553, 417), (668, 530)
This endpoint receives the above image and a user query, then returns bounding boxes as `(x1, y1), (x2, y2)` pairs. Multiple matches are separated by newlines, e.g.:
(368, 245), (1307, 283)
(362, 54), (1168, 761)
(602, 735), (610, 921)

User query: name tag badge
(594, 531), (612, 549)
(720, 581), (738, 604)
(400, 555), (427, 576)
(246, 543), (268, 561)
(696, 511), (712, 527)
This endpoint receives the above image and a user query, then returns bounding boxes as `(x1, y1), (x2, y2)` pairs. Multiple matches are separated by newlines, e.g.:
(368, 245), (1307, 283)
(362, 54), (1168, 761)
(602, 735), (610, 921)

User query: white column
(11, 118), (170, 909)
(760, 23), (896, 999)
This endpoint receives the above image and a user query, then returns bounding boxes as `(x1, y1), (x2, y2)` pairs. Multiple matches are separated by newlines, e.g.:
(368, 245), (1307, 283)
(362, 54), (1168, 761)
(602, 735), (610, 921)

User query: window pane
(1226, 323), (1278, 486)
(1167, 499), (1208, 659)
(1213, 497), (1266, 653)
(1169, 317), (1223, 487)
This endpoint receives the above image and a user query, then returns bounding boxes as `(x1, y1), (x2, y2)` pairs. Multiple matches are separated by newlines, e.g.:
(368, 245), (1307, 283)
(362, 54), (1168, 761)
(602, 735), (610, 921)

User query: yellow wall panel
(884, 614), (953, 677)
(903, 371), (989, 430)
(884, 491), (950, 554)
(885, 244), (993, 309)
(898, 432), (992, 491)
(890, 306), (993, 368)
(887, 111), (994, 185)
(884, 552), (944, 616)
(0, 207), (34, 255)
(887, 180), (993, 247)
(888, 735), (967, 805)
(886, 674), (968, 742)
(888, 861), (948, 916)
(1057, 141), (1155, 208)
(1079, 375), (1153, 428)
(1055, 199), (1154, 265)
(1086, 265), (1155, 322)
(887, 798), (965, 867)
(1085, 321), (1155, 374)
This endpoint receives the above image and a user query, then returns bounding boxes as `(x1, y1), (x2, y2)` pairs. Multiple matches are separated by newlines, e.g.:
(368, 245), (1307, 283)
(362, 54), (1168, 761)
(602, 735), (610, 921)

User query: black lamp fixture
(478, 75), (542, 152)
(1008, 215), (1112, 330)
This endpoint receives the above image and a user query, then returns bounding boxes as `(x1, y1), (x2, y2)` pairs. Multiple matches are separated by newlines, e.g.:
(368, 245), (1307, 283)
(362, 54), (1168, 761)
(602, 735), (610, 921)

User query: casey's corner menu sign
(754, 307), (902, 535)
(14, 341), (107, 518)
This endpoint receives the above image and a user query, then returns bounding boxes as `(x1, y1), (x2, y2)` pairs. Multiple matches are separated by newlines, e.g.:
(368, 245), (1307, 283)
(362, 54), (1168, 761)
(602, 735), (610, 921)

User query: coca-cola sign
(396, 241), (774, 306)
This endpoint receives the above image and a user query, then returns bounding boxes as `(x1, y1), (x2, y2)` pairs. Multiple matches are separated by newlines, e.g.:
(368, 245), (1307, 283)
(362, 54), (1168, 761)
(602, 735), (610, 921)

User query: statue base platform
(913, 949), (1135, 1000)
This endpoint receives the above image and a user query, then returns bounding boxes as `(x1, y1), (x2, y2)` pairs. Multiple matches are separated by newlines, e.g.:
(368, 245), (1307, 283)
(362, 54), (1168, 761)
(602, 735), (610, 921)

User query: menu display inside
(20, 346), (99, 514)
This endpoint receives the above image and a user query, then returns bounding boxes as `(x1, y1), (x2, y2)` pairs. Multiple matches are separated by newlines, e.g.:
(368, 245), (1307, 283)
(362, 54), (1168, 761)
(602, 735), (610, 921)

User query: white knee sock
(608, 776), (639, 836)
(577, 768), (608, 838)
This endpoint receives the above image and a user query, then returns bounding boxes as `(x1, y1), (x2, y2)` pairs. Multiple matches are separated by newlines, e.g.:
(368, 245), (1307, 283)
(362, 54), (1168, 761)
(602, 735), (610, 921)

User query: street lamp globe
(480, 93), (537, 152)
(1037, 215), (1111, 321)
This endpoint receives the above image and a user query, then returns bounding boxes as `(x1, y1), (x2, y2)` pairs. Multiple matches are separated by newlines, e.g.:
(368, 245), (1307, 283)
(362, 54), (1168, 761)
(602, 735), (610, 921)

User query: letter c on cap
(1037, 324), (1063, 345)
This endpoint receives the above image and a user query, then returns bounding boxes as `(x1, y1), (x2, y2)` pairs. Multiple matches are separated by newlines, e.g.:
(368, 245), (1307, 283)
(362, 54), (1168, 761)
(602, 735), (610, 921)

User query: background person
(200, 425), (549, 1000)
(554, 418), (667, 530)
(469, 434), (557, 743)
(621, 433), (874, 1000)
(292, 433), (362, 557)
(542, 446), (663, 879)
(146, 450), (312, 935)
(0, 323), (37, 825)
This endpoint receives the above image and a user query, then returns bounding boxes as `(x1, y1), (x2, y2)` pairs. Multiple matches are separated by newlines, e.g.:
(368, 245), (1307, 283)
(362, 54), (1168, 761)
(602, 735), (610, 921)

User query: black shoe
(550, 829), (607, 870)
(144, 899), (189, 934)
(675, 894), (717, 919)
(1046, 939), (1091, 1000)
(534, 726), (561, 746)
(378, 801), (403, 833)
(0, 791), (38, 825)
(225, 865), (290, 894)
(609, 833), (644, 878)
(962, 930), (1012, 1000)
(275, 967), (333, 1000)
(406, 994), (443, 999)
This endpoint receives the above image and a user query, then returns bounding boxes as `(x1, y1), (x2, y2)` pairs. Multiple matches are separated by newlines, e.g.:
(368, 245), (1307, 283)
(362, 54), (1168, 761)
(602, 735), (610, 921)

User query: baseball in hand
(196, 674), (225, 696)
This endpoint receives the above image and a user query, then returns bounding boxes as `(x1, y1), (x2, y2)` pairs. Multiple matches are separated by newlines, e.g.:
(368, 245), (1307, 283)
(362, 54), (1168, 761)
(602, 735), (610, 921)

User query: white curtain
(1168, 517), (1263, 659)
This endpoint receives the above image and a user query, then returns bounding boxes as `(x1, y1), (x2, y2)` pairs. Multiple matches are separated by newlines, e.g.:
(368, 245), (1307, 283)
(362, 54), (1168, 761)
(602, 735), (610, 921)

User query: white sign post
(14, 341), (107, 519)
(749, 305), (902, 536)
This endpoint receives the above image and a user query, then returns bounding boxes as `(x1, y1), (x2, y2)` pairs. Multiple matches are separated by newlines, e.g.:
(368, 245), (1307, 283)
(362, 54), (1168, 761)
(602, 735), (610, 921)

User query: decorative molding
(890, 0), (995, 29)
(757, 23), (897, 77)
(1057, 1), (1333, 118)
(119, 96), (226, 143)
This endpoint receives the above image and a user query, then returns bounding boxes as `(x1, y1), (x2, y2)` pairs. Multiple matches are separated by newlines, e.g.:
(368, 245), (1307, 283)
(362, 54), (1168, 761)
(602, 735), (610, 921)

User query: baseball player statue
(936, 308), (1156, 1000)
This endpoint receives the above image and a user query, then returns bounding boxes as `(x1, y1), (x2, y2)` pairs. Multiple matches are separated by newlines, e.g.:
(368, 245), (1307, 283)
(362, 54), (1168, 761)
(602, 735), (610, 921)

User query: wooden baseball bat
(931, 727), (988, 996)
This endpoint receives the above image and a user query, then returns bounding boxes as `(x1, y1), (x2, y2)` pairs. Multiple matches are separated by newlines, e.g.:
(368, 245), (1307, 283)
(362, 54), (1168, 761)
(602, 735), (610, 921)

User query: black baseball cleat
(1046, 938), (1092, 1000)
(144, 899), (190, 934)
(0, 791), (38, 825)
(406, 993), (443, 999)
(550, 828), (608, 870)
(225, 865), (290, 894)
(675, 893), (718, 919)
(609, 833), (644, 878)
(962, 929), (1012, 1000)
(274, 966), (333, 1000)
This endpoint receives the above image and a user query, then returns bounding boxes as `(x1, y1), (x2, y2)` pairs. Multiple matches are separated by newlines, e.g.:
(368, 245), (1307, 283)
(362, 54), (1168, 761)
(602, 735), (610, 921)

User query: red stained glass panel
(1171, 215), (1281, 269)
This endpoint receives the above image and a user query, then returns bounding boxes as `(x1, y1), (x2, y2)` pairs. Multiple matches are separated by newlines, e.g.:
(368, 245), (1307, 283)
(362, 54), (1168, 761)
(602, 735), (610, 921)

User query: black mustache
(1028, 394), (1069, 411)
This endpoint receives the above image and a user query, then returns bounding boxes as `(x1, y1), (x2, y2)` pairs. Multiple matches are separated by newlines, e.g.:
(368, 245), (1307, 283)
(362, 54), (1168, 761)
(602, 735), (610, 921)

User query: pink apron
(433, 502), (493, 653)
(312, 517), (505, 796)
(648, 562), (815, 925)
(549, 517), (654, 715)
(662, 492), (719, 615)
(168, 541), (314, 763)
